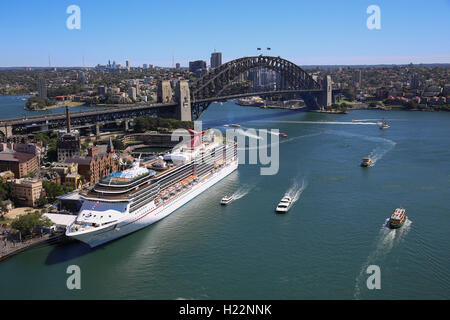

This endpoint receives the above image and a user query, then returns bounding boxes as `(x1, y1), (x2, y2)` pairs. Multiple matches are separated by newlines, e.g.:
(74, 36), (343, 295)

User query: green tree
(42, 181), (73, 202)
(0, 182), (11, 201)
(36, 197), (48, 208)
(11, 212), (52, 236)
(112, 138), (125, 150)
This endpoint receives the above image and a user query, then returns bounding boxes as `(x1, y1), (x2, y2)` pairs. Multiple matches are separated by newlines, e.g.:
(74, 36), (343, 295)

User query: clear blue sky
(0, 0), (449, 67)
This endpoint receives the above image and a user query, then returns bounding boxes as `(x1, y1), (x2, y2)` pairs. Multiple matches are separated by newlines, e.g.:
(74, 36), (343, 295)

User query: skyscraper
(353, 69), (362, 88)
(189, 60), (207, 73)
(128, 87), (137, 101)
(37, 78), (47, 98)
(411, 73), (420, 89)
(126, 60), (130, 71)
(210, 52), (222, 69)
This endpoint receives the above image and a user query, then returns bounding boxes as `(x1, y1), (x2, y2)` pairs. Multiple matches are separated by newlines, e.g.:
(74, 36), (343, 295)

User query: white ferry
(275, 196), (293, 213)
(66, 130), (238, 247)
(220, 195), (233, 205)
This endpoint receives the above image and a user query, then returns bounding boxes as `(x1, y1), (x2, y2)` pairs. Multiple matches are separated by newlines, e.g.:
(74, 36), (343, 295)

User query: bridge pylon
(175, 80), (192, 122)
(0, 124), (13, 141)
(321, 75), (332, 109)
(157, 80), (173, 103)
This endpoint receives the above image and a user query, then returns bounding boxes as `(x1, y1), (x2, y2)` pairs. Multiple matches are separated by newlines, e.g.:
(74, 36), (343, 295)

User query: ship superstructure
(66, 131), (238, 247)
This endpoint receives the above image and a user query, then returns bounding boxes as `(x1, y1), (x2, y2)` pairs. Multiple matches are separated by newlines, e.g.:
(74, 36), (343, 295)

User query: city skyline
(0, 0), (449, 67)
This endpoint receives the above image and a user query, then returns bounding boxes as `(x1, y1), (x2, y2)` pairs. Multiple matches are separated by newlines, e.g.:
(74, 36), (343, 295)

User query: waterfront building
(65, 142), (118, 185)
(57, 131), (81, 162)
(0, 143), (39, 178)
(65, 172), (83, 190)
(210, 52), (222, 69)
(50, 162), (78, 184)
(11, 178), (43, 207)
(57, 106), (81, 162)
(37, 78), (47, 98)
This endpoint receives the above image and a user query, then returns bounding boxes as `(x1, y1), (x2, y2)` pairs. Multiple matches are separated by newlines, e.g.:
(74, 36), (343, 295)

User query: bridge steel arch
(189, 55), (322, 118)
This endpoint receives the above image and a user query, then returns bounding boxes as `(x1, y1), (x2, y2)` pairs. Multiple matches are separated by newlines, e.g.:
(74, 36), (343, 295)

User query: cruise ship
(66, 130), (238, 247)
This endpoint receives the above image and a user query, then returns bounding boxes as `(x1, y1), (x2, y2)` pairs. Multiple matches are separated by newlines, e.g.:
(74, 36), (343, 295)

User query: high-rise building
(353, 69), (362, 88)
(97, 86), (107, 96)
(410, 73), (420, 89)
(143, 64), (148, 69)
(210, 52), (222, 69)
(128, 87), (137, 101)
(126, 60), (130, 71)
(175, 63), (180, 69)
(189, 60), (207, 73)
(37, 78), (47, 98)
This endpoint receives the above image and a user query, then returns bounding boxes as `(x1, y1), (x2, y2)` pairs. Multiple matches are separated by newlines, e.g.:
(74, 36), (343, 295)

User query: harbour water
(0, 95), (111, 119)
(1, 98), (450, 299)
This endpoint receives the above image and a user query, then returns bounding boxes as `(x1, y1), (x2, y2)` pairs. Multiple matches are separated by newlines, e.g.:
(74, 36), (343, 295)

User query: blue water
(1, 99), (450, 299)
(0, 95), (111, 119)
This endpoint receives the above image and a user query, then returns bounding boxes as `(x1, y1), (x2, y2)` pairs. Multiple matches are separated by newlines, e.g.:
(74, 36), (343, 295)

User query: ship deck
(81, 163), (183, 201)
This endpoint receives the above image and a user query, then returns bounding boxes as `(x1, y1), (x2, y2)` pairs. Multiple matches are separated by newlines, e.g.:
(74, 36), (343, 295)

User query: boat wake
(237, 132), (323, 151)
(368, 139), (396, 165)
(253, 120), (379, 126)
(285, 178), (308, 205)
(325, 130), (397, 166)
(230, 185), (253, 202)
(354, 218), (412, 299)
(234, 128), (263, 140)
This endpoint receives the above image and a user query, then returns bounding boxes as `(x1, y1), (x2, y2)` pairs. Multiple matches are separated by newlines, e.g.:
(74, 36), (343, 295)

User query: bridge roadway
(0, 102), (177, 127)
(194, 89), (324, 104)
(0, 89), (325, 129)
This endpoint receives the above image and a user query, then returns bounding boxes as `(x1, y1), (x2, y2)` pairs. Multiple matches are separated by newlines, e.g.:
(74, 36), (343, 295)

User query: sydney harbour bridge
(0, 56), (334, 138)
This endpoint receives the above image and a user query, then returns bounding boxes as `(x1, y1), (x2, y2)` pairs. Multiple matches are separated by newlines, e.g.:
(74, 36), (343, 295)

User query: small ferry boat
(361, 157), (373, 167)
(389, 207), (407, 229)
(220, 195), (233, 205)
(275, 196), (293, 213)
(280, 133), (288, 138)
(378, 119), (390, 130)
(230, 124), (241, 128)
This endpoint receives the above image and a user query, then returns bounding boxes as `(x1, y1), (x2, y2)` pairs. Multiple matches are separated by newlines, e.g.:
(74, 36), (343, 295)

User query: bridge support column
(94, 123), (100, 138)
(321, 75), (332, 109)
(0, 125), (13, 141)
(175, 80), (192, 122)
(123, 119), (129, 132)
(158, 80), (173, 103)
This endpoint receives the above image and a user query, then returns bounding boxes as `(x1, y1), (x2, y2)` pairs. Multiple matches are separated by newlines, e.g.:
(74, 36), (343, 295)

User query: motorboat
(378, 118), (390, 129)
(220, 195), (233, 205)
(361, 157), (373, 167)
(275, 196), (293, 213)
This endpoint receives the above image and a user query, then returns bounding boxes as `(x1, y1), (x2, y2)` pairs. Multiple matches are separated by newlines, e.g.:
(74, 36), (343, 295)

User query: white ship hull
(67, 159), (238, 247)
